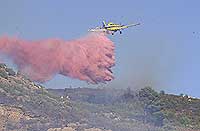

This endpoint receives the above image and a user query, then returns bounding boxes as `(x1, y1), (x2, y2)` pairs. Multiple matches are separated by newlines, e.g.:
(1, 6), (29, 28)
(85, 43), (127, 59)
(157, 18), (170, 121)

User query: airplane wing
(126, 23), (140, 27)
(121, 23), (140, 29)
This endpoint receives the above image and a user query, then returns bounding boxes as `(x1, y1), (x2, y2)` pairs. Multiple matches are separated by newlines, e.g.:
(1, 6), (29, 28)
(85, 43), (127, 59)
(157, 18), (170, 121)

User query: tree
(160, 90), (165, 95)
(139, 86), (159, 104)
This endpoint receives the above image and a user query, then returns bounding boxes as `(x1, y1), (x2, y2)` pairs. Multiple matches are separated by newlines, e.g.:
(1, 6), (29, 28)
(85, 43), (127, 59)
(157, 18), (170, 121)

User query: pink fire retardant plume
(0, 33), (115, 84)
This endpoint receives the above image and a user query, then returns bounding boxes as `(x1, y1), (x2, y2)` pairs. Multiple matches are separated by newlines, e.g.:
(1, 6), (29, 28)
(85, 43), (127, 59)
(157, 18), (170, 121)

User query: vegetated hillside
(135, 87), (200, 129)
(49, 87), (200, 130)
(0, 63), (73, 130)
(1, 63), (200, 131)
(0, 63), (112, 131)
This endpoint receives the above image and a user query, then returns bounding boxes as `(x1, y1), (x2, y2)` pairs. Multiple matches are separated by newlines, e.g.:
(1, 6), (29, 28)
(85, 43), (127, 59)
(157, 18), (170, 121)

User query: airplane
(88, 21), (140, 35)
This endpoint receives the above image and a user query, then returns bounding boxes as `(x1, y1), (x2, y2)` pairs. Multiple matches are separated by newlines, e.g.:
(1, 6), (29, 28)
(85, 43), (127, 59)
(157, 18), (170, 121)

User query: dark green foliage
(179, 116), (191, 127)
(147, 111), (164, 126)
(160, 90), (165, 95)
(0, 69), (8, 79)
(145, 105), (161, 114)
(164, 111), (175, 120)
(139, 86), (159, 104)
(5, 68), (16, 76)
(137, 88), (200, 128)
(0, 63), (6, 68)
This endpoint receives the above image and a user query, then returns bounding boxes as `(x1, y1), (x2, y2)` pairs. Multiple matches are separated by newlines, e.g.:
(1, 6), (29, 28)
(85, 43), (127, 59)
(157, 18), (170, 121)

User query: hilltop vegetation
(49, 87), (200, 130)
(0, 63), (200, 131)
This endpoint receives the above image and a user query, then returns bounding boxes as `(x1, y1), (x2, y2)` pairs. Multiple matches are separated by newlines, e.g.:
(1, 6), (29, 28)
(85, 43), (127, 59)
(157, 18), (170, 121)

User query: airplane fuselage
(105, 26), (127, 31)
(88, 21), (140, 35)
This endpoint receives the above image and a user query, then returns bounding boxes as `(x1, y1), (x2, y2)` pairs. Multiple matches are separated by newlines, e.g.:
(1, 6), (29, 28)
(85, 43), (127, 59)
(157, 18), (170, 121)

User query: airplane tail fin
(102, 21), (106, 27)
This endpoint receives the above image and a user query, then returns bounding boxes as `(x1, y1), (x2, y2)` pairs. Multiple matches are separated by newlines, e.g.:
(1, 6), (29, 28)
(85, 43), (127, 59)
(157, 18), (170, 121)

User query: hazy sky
(0, 0), (200, 97)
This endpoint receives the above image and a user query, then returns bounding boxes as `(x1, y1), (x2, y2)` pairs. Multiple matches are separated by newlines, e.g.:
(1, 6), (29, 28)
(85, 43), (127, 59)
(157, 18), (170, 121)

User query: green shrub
(0, 63), (6, 68)
(164, 111), (175, 119)
(179, 116), (191, 127)
(5, 68), (16, 76)
(0, 69), (8, 79)
(160, 90), (165, 95)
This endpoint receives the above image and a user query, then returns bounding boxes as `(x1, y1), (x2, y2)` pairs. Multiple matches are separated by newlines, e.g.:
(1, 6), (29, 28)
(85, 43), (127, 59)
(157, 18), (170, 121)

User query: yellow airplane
(88, 21), (140, 35)
(102, 21), (140, 35)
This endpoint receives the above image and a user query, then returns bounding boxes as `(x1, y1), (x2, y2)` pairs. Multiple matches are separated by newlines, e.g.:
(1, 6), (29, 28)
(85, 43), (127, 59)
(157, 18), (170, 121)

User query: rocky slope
(1, 63), (200, 131)
(0, 63), (111, 131)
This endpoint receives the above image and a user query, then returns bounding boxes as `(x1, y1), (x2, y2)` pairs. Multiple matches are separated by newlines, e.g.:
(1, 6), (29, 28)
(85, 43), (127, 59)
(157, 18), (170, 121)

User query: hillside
(0, 63), (112, 131)
(49, 87), (200, 130)
(1, 63), (200, 131)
